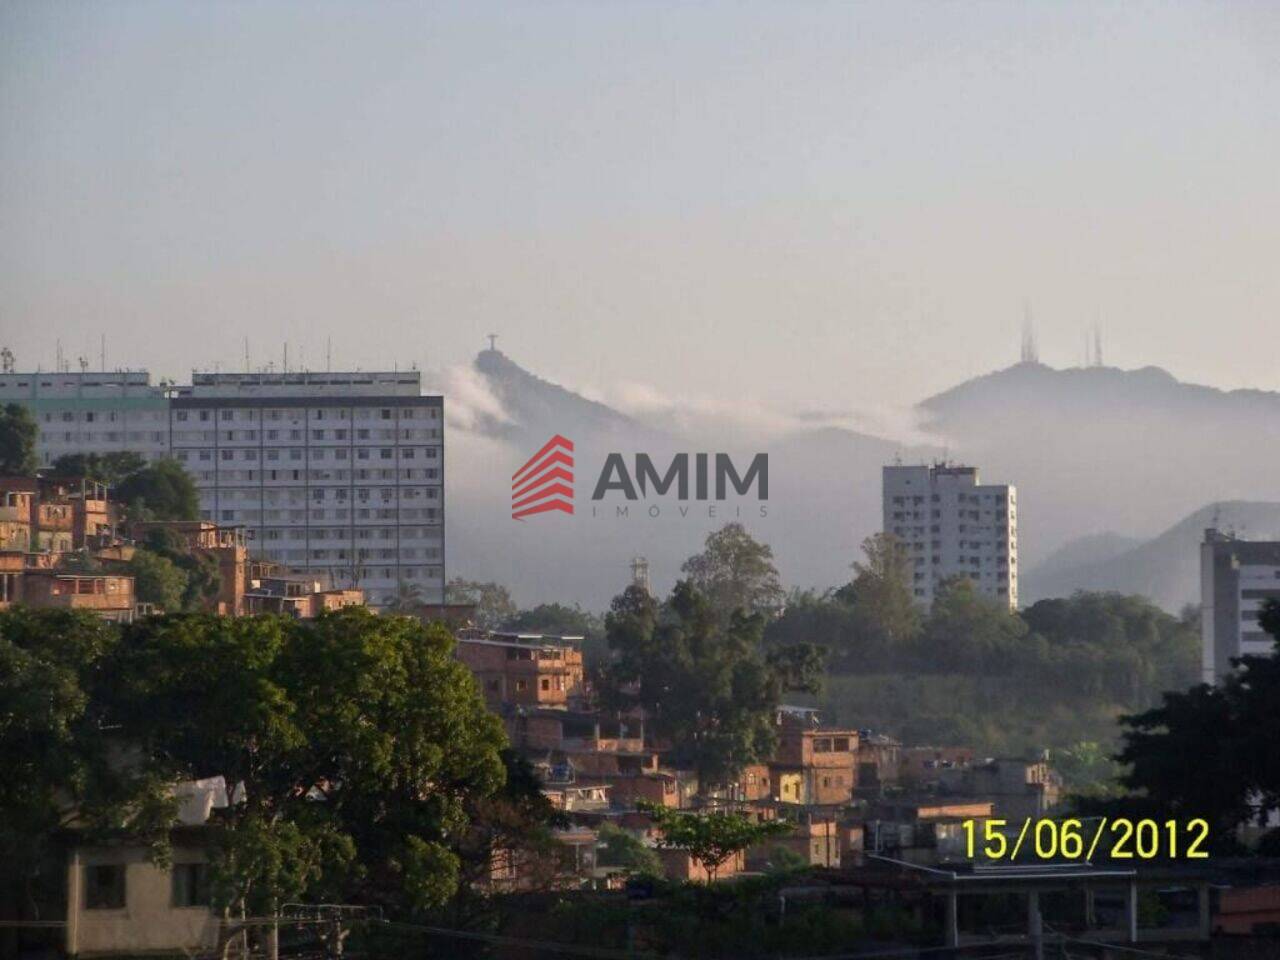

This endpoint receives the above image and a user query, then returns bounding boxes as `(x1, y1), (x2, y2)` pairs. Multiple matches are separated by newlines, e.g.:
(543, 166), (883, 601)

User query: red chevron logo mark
(512, 435), (575, 520)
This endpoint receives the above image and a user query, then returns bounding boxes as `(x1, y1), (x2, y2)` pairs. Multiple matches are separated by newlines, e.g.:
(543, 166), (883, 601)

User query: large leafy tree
(0, 609), (173, 919)
(681, 523), (785, 621)
(444, 578), (517, 630)
(103, 610), (509, 916)
(127, 548), (189, 612)
(0, 403), (38, 475)
(844, 533), (918, 652)
(114, 459), (200, 521)
(640, 802), (791, 883)
(1089, 600), (1280, 851)
(50, 451), (147, 485)
(595, 821), (662, 877)
(918, 576), (1028, 672)
(603, 581), (822, 788)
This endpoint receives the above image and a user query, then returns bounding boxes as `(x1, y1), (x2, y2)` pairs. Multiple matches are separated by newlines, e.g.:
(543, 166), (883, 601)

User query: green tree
(444, 578), (517, 630)
(845, 533), (918, 659)
(386, 580), (425, 615)
(106, 609), (510, 915)
(138, 527), (222, 612)
(639, 802), (791, 883)
(128, 548), (189, 612)
(603, 581), (821, 788)
(0, 609), (173, 918)
(51, 451), (147, 485)
(0, 403), (38, 475)
(681, 523), (785, 620)
(115, 459), (200, 521)
(919, 576), (1028, 673)
(1088, 601), (1280, 851)
(1054, 740), (1123, 799)
(595, 821), (662, 877)
(505, 602), (608, 672)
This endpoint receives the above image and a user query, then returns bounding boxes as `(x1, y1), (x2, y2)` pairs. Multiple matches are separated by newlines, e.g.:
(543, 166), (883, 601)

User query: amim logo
(511, 436), (767, 521)
(511, 434), (575, 520)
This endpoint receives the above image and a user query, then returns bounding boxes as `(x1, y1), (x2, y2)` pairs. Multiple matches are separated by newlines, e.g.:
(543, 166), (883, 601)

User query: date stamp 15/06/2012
(961, 818), (1210, 862)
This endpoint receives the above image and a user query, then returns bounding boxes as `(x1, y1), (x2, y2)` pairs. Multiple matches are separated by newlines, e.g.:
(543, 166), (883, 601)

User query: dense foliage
(1084, 600), (1280, 852)
(50, 451), (147, 485)
(127, 527), (223, 613)
(765, 535), (1199, 765)
(681, 522), (786, 620)
(602, 580), (822, 787)
(0, 403), (37, 475)
(444, 578), (518, 629)
(640, 802), (791, 883)
(0, 607), (524, 929)
(113, 459), (201, 521)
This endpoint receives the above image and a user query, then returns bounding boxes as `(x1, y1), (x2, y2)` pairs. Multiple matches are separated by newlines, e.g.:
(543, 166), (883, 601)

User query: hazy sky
(3, 1), (1278, 414)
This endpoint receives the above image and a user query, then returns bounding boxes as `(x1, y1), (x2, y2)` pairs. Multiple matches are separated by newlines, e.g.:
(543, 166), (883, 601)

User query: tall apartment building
(882, 463), (1018, 609)
(168, 372), (444, 608)
(1200, 528), (1280, 683)
(0, 371), (170, 466)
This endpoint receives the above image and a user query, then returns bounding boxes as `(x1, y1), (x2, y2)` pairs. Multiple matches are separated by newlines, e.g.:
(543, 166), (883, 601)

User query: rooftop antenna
(100, 333), (106, 371)
(326, 336), (332, 372)
(283, 342), (289, 374)
(487, 333), (498, 352)
(1093, 325), (1103, 368)
(244, 337), (250, 373)
(1020, 303), (1038, 364)
(78, 356), (88, 374)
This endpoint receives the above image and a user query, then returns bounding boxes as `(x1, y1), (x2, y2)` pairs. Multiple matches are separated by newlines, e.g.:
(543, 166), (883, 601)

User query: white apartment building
(169, 372), (444, 608)
(0, 371), (170, 466)
(1200, 528), (1280, 683)
(882, 463), (1018, 610)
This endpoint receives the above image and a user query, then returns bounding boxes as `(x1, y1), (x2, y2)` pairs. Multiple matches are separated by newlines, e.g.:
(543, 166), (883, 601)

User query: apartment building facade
(1200, 527), (1280, 683)
(167, 372), (444, 608)
(0, 371), (170, 467)
(882, 463), (1018, 609)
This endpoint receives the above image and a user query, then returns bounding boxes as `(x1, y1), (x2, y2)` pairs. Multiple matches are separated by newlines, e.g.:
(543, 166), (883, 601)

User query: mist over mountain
(919, 361), (1280, 571)
(1022, 501), (1280, 612)
(439, 350), (1280, 612)
(473, 348), (642, 444)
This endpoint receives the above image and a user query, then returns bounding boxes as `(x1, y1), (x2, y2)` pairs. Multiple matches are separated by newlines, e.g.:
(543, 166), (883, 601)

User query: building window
(541, 678), (551, 691)
(171, 863), (210, 908)
(85, 864), (126, 909)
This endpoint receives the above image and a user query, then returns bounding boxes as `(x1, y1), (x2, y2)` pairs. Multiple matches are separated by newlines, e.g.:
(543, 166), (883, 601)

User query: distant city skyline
(3, 1), (1279, 413)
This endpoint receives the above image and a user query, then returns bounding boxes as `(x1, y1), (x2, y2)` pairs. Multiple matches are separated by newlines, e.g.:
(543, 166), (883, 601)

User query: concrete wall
(67, 846), (220, 956)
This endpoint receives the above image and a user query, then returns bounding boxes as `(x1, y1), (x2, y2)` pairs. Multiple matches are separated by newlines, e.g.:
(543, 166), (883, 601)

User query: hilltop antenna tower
(1020, 304), (1039, 364)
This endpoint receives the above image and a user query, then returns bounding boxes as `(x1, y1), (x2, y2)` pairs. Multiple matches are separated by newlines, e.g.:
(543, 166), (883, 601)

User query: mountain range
(439, 350), (1280, 611)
